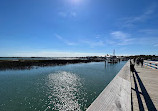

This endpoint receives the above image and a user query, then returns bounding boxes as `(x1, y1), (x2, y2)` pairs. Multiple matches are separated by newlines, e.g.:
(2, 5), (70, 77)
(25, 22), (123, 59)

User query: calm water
(0, 61), (126, 111)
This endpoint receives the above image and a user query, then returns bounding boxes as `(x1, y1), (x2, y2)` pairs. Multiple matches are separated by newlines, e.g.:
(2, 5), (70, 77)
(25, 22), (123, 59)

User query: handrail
(144, 60), (158, 69)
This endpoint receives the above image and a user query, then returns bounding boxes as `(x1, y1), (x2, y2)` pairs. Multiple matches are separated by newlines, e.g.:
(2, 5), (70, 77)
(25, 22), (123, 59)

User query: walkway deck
(131, 64), (158, 111)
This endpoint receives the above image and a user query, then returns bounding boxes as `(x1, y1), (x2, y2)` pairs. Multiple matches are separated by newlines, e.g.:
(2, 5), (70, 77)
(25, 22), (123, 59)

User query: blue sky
(0, 0), (158, 57)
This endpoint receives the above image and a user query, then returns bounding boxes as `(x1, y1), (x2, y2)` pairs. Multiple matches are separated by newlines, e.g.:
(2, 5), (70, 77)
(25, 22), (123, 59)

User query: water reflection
(0, 61), (126, 111)
(45, 71), (84, 111)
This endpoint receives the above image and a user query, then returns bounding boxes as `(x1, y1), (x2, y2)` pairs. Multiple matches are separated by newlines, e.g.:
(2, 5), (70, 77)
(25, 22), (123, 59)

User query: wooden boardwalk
(131, 64), (158, 111)
(87, 60), (158, 111)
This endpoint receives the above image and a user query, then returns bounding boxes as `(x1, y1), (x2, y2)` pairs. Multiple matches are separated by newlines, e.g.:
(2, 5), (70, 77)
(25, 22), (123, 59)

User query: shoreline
(0, 59), (105, 70)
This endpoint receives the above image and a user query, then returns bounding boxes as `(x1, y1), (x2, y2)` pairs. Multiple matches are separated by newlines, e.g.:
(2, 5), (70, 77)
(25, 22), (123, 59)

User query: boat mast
(113, 49), (115, 56)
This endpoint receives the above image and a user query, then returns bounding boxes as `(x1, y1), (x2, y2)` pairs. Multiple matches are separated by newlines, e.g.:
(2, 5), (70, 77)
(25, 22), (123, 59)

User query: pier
(87, 60), (158, 111)
(131, 61), (158, 111)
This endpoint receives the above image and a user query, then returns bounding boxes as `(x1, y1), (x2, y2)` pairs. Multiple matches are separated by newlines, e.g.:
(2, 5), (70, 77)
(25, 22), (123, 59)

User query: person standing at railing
(140, 58), (144, 67)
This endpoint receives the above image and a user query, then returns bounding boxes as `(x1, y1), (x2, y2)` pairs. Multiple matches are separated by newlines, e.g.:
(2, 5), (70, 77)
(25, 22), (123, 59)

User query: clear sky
(0, 0), (158, 57)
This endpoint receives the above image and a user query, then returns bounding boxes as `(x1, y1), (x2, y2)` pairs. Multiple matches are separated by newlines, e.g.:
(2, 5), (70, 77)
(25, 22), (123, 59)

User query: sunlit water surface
(0, 61), (126, 111)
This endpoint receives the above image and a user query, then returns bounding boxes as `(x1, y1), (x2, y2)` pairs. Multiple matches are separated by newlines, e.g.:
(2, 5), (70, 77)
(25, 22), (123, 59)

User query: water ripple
(45, 71), (84, 111)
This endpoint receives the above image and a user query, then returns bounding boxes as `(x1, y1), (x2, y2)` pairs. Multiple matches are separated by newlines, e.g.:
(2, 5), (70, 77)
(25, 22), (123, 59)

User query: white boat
(106, 55), (119, 63)
(106, 50), (119, 63)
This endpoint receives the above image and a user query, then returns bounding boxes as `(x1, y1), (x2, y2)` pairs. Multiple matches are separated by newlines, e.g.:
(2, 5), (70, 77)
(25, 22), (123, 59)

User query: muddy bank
(0, 59), (104, 70)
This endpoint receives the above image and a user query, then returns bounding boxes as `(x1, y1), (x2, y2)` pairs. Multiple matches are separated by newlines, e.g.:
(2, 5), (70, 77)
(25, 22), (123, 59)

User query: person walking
(130, 61), (135, 73)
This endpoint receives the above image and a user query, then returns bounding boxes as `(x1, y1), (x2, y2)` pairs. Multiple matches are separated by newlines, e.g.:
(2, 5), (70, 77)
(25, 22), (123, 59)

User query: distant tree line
(129, 55), (158, 60)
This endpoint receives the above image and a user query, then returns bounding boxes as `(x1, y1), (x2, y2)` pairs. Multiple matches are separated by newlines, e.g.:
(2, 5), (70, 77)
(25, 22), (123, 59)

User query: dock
(87, 60), (158, 111)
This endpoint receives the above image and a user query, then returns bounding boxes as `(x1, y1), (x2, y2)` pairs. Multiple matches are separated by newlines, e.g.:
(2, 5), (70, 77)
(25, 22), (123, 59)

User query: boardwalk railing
(144, 60), (158, 69)
(87, 61), (131, 111)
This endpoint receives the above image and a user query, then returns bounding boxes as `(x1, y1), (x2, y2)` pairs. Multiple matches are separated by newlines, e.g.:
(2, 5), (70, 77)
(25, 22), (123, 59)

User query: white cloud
(80, 40), (105, 47)
(154, 44), (158, 47)
(96, 35), (101, 39)
(10, 51), (105, 57)
(55, 34), (77, 46)
(139, 29), (158, 34)
(111, 31), (129, 39)
(120, 5), (156, 28)
(131, 36), (158, 46)
(55, 34), (105, 47)
(110, 31), (134, 45)
(55, 34), (63, 40)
